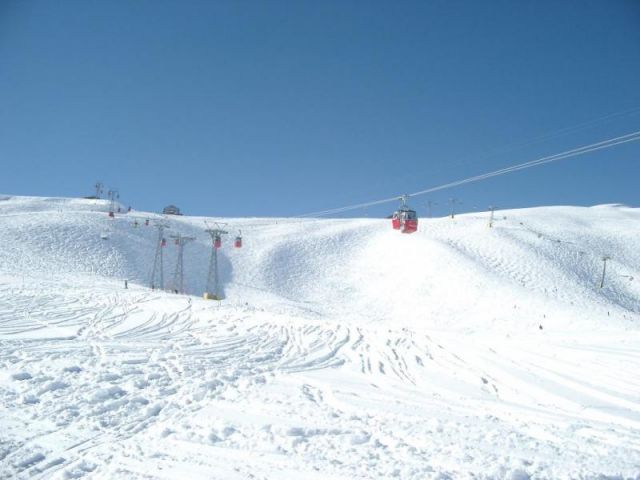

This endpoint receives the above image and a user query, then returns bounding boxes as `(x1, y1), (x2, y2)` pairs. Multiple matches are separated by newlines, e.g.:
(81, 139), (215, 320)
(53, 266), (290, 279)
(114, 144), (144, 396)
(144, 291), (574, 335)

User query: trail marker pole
(489, 206), (496, 228)
(449, 198), (461, 219)
(600, 255), (611, 288)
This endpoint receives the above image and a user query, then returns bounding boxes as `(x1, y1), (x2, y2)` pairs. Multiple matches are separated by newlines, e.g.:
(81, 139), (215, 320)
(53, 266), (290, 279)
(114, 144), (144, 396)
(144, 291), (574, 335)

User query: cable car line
(483, 105), (640, 156)
(387, 105), (640, 191)
(297, 129), (640, 218)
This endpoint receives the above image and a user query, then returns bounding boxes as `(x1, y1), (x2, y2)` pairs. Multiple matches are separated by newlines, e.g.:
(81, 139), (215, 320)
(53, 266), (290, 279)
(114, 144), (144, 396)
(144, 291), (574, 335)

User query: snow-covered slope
(1, 195), (639, 479)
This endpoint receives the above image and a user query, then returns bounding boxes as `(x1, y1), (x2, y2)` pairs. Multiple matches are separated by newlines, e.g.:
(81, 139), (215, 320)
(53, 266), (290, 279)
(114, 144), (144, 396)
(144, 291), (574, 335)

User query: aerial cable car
(234, 230), (242, 248)
(391, 195), (418, 234)
(214, 235), (222, 249)
(400, 209), (418, 234)
(391, 212), (401, 230)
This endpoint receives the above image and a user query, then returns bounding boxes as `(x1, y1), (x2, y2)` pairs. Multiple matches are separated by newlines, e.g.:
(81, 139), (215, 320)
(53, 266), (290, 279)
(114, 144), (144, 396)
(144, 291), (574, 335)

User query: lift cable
(296, 129), (640, 218)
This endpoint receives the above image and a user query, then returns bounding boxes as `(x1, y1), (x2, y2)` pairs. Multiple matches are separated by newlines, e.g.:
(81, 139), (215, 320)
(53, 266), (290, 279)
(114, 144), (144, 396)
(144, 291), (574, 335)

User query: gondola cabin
(391, 212), (401, 230)
(391, 196), (418, 234)
(161, 238), (167, 247)
(400, 209), (418, 234)
(234, 236), (242, 248)
(214, 235), (222, 249)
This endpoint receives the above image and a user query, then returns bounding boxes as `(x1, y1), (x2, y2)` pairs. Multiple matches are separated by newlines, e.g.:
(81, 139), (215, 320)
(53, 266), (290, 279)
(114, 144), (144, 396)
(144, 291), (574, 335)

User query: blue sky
(1, 0), (639, 217)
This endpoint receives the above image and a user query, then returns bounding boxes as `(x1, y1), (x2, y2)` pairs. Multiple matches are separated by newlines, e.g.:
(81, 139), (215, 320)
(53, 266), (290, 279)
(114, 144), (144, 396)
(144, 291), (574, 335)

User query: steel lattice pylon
(170, 233), (195, 294)
(150, 223), (169, 290)
(107, 188), (119, 215)
(204, 225), (227, 300)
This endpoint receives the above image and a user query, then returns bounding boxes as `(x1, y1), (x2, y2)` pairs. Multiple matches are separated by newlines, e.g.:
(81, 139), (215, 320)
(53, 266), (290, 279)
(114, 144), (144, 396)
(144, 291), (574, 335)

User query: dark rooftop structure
(162, 205), (182, 215)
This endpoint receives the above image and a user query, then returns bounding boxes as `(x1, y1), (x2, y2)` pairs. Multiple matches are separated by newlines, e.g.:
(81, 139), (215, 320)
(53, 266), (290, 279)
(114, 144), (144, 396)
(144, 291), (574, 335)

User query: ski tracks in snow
(2, 280), (640, 478)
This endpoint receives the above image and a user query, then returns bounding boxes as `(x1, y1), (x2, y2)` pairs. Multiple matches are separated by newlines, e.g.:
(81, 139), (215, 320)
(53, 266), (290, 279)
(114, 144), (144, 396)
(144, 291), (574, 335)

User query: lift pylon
(150, 222), (170, 290)
(204, 223), (228, 300)
(170, 233), (195, 294)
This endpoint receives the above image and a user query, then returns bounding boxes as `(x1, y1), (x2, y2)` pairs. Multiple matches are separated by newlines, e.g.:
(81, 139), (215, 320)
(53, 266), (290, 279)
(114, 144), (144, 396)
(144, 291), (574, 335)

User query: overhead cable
(297, 129), (640, 218)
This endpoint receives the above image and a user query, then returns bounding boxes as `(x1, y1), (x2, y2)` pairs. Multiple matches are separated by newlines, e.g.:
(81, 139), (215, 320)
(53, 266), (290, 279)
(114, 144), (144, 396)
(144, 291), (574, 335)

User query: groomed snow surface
(1, 195), (639, 479)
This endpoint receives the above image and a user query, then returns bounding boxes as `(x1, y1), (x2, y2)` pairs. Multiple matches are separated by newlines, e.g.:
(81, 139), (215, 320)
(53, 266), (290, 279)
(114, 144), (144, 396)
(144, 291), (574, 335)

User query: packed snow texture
(0, 194), (639, 479)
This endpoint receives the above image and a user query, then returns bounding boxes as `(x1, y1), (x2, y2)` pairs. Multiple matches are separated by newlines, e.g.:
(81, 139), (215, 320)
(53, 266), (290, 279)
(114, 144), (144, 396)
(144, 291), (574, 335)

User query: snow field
(1, 195), (639, 479)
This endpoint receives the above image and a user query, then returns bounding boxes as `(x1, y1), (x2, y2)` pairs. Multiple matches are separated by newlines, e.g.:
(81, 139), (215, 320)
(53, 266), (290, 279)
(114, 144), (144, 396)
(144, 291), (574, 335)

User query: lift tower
(170, 233), (195, 294)
(150, 222), (169, 290)
(204, 224), (228, 300)
(94, 181), (104, 199)
(107, 189), (119, 216)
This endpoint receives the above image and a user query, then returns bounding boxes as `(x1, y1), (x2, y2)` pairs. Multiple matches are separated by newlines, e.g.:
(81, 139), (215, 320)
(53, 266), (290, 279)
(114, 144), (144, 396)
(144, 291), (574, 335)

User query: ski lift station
(163, 205), (182, 215)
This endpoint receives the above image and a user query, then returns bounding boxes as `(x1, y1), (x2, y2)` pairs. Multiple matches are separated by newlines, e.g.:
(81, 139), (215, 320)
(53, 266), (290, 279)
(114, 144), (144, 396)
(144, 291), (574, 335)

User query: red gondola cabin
(400, 209), (418, 234)
(391, 212), (401, 230)
(391, 196), (418, 234)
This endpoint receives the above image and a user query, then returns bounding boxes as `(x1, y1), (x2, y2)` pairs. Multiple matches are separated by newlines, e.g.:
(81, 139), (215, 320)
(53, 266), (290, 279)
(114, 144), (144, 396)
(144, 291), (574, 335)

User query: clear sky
(1, 0), (639, 218)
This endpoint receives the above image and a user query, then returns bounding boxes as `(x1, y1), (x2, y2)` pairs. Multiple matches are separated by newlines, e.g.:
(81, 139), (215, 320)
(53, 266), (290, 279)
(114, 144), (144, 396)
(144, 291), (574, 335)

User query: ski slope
(1, 194), (639, 479)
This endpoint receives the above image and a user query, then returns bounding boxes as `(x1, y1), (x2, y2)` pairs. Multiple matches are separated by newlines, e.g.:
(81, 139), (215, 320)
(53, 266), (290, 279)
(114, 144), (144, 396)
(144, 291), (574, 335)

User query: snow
(0, 194), (639, 479)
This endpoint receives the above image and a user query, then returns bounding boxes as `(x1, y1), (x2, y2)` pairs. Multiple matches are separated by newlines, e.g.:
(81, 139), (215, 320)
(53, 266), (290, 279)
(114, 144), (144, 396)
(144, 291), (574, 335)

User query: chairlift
(391, 195), (418, 234)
